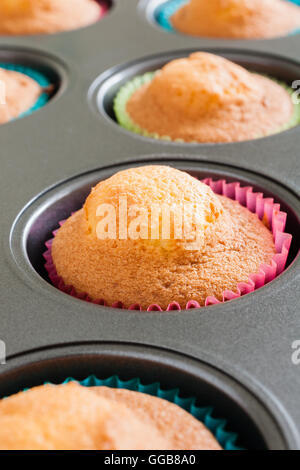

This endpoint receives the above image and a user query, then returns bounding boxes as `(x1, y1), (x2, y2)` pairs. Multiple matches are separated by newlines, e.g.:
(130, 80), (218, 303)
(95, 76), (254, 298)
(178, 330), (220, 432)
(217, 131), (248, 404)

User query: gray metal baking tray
(0, 0), (299, 450)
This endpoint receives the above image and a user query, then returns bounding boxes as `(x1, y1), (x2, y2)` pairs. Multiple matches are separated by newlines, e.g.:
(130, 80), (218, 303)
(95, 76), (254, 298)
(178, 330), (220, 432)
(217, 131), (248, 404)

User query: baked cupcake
(0, 66), (49, 124)
(162, 0), (300, 39)
(0, 382), (221, 450)
(114, 52), (300, 144)
(46, 165), (286, 311)
(0, 0), (103, 35)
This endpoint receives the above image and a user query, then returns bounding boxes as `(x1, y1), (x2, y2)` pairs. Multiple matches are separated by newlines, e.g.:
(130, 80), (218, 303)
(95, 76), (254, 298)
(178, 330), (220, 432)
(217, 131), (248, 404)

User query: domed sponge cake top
(0, 0), (101, 35)
(84, 165), (224, 253)
(0, 382), (221, 450)
(143, 53), (262, 120)
(171, 0), (300, 39)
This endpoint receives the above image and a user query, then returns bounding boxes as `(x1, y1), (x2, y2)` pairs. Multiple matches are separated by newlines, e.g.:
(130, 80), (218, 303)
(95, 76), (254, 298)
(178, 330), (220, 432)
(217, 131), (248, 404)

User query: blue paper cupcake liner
(155, 0), (300, 37)
(156, 0), (187, 33)
(0, 63), (51, 119)
(45, 374), (244, 450)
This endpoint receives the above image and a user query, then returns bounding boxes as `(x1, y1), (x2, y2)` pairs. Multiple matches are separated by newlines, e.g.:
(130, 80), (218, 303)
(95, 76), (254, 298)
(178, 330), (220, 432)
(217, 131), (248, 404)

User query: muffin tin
(1, 0), (300, 450)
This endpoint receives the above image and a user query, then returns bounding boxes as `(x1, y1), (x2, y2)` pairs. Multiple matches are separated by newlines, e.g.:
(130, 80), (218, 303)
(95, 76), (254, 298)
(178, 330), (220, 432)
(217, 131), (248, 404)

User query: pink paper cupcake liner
(98, 1), (109, 19)
(43, 178), (292, 312)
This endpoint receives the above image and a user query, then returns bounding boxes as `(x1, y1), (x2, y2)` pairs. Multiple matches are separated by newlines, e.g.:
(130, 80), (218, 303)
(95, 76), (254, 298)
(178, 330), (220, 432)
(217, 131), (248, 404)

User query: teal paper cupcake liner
(49, 374), (244, 450)
(0, 63), (51, 119)
(114, 71), (300, 143)
(156, 0), (187, 33)
(155, 0), (300, 37)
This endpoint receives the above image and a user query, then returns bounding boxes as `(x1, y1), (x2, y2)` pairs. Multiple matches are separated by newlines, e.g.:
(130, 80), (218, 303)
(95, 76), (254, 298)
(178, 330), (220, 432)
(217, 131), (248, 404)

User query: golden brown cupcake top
(0, 68), (42, 124)
(140, 53), (261, 120)
(51, 165), (276, 310)
(84, 165), (224, 253)
(171, 0), (300, 39)
(0, 382), (221, 450)
(126, 53), (294, 143)
(95, 386), (221, 450)
(0, 0), (101, 35)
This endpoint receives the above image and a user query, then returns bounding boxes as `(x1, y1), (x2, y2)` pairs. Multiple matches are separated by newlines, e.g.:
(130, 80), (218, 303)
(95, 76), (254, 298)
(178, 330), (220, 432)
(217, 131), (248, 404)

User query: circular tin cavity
(0, 343), (291, 449)
(141, 0), (300, 38)
(10, 159), (300, 308)
(0, 47), (67, 120)
(89, 49), (300, 144)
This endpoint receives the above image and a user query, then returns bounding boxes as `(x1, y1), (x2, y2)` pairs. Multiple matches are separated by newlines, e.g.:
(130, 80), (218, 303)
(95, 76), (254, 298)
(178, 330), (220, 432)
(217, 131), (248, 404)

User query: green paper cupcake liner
(0, 63), (51, 119)
(48, 374), (244, 450)
(155, 0), (300, 37)
(114, 71), (300, 143)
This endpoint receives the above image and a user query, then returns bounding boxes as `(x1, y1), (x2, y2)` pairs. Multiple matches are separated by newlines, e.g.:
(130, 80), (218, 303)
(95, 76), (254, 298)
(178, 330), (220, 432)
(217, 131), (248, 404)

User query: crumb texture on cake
(0, 68), (42, 124)
(171, 0), (300, 39)
(52, 165), (276, 310)
(0, 0), (101, 35)
(94, 386), (221, 450)
(0, 382), (221, 450)
(126, 53), (294, 143)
